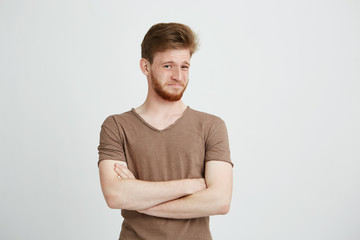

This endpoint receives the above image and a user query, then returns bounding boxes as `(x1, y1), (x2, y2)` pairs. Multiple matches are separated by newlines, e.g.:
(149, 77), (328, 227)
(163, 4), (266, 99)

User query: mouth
(167, 83), (184, 87)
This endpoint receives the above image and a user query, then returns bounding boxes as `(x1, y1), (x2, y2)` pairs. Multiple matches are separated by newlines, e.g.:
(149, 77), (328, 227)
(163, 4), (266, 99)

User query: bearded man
(98, 22), (233, 240)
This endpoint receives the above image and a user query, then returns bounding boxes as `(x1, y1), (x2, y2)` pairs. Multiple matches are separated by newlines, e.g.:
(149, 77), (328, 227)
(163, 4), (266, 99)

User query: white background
(1, 0), (359, 239)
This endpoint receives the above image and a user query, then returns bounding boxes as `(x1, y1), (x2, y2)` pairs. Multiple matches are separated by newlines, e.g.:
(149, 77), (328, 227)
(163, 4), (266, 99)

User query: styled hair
(141, 22), (198, 63)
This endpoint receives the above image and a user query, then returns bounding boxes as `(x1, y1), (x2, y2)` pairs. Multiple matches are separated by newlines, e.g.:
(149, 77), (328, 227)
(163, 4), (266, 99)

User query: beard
(150, 72), (188, 102)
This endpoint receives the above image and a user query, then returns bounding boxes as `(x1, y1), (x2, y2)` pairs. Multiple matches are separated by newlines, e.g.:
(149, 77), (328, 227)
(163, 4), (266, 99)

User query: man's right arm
(99, 160), (206, 210)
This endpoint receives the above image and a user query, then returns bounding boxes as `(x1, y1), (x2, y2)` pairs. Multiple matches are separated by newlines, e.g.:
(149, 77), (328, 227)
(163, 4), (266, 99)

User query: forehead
(152, 48), (191, 64)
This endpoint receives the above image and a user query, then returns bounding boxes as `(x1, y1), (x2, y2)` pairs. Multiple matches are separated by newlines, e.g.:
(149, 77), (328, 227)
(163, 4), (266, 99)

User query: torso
(98, 107), (232, 240)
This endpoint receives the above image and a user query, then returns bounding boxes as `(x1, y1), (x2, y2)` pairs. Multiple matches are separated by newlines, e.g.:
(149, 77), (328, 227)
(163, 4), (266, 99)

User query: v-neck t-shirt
(98, 106), (232, 240)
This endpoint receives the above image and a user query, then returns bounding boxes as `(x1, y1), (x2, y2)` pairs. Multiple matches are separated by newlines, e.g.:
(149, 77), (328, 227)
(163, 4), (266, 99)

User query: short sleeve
(205, 119), (233, 167)
(97, 116), (126, 166)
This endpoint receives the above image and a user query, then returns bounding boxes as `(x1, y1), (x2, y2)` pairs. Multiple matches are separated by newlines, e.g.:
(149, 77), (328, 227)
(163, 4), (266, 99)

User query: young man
(98, 23), (233, 240)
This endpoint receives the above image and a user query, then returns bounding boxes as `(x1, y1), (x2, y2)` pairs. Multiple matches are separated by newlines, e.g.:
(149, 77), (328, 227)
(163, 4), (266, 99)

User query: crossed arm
(98, 160), (233, 219)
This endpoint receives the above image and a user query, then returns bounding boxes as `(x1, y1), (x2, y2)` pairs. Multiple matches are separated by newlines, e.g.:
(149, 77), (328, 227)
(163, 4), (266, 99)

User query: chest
(123, 126), (205, 181)
(138, 113), (183, 131)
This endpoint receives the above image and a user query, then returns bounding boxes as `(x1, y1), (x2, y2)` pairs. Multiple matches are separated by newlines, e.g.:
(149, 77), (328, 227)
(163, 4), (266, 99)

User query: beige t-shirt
(98, 106), (232, 240)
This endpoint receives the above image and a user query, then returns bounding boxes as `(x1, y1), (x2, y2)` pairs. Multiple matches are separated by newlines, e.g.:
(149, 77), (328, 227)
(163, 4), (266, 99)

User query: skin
(99, 160), (206, 210)
(148, 49), (190, 102)
(98, 48), (233, 218)
(135, 48), (191, 129)
(114, 161), (233, 219)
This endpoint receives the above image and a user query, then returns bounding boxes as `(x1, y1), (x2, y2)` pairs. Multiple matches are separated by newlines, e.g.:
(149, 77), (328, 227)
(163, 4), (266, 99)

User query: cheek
(155, 70), (170, 79)
(184, 73), (189, 81)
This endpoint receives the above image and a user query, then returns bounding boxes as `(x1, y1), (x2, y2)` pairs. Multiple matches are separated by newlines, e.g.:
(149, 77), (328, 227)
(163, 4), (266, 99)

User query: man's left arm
(137, 160), (233, 219)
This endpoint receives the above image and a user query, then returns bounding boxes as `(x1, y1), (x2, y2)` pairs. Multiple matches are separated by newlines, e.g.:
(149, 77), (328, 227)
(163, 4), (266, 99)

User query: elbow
(104, 192), (136, 210)
(104, 192), (124, 209)
(218, 202), (231, 215)
(215, 196), (231, 215)
(106, 199), (119, 209)
(208, 188), (232, 215)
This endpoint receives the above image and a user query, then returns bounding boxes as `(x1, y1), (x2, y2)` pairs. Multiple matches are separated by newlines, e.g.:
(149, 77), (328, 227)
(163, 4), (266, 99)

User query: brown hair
(141, 22), (198, 63)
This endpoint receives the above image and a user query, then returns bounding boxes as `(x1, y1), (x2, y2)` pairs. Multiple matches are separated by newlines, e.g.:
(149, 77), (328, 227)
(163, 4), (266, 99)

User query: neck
(136, 89), (187, 117)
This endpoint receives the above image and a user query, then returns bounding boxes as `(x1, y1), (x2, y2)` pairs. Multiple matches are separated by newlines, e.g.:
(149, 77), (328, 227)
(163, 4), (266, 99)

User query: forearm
(139, 186), (231, 219)
(105, 178), (202, 210)
(139, 161), (233, 219)
(99, 160), (206, 211)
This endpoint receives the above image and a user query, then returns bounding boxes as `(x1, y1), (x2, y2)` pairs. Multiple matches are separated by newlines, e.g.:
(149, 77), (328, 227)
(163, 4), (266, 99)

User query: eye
(164, 65), (171, 69)
(181, 65), (189, 70)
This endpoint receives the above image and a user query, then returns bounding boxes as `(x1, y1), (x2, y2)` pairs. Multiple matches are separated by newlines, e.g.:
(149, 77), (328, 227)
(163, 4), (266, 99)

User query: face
(148, 48), (191, 102)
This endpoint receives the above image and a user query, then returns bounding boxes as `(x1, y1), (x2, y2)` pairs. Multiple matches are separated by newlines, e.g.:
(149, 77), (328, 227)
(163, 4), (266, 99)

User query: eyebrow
(162, 61), (190, 66)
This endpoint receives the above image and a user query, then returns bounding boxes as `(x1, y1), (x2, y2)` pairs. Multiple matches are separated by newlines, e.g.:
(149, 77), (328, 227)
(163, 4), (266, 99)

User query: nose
(171, 67), (182, 81)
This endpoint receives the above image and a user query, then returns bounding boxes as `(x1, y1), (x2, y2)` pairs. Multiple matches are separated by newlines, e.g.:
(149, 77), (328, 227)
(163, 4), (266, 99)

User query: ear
(140, 58), (150, 76)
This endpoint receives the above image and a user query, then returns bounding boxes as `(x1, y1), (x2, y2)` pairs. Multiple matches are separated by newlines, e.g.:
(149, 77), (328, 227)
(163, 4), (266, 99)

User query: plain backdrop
(1, 0), (359, 239)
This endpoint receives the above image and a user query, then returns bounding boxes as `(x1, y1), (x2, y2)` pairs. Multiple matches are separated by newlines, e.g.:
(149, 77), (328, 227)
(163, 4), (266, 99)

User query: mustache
(166, 81), (185, 86)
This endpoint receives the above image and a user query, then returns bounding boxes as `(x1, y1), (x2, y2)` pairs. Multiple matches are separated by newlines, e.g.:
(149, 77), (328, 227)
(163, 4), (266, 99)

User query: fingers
(120, 165), (135, 179)
(114, 165), (128, 179)
(114, 163), (136, 179)
(125, 168), (136, 179)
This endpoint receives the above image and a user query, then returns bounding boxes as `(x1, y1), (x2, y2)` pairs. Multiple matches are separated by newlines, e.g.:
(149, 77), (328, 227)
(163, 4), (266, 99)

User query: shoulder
(101, 110), (136, 130)
(187, 107), (226, 125)
(186, 107), (228, 137)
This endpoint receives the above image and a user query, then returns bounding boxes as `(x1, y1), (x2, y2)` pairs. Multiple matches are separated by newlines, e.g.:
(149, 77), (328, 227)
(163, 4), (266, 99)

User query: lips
(167, 82), (184, 87)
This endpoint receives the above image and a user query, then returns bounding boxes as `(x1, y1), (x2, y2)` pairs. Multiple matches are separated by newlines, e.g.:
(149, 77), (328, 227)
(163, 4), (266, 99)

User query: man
(98, 22), (233, 240)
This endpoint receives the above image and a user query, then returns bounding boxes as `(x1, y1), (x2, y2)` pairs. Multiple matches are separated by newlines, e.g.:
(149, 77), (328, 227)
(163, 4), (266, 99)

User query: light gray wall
(1, 0), (359, 239)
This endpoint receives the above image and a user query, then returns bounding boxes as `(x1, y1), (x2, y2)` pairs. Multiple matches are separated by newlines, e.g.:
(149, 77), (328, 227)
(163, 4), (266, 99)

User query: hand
(114, 162), (136, 179)
(137, 208), (150, 214)
(137, 205), (157, 215)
